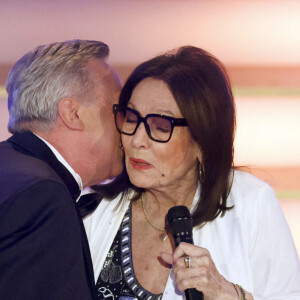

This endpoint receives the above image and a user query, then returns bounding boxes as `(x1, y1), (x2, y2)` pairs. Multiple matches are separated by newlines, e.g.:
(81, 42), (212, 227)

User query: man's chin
(112, 163), (124, 178)
(113, 153), (125, 177)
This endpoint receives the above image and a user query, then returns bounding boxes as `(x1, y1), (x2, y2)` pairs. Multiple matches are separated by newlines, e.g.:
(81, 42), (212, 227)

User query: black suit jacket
(0, 131), (96, 299)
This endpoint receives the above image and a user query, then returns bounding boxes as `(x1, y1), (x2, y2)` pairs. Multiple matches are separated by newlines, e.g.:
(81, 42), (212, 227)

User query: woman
(84, 46), (300, 299)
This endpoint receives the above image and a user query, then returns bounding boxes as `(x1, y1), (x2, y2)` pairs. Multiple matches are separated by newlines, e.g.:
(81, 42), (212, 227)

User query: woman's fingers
(161, 243), (235, 298)
(173, 257), (210, 292)
(160, 251), (174, 265)
(171, 243), (234, 298)
(173, 242), (209, 261)
(175, 252), (210, 269)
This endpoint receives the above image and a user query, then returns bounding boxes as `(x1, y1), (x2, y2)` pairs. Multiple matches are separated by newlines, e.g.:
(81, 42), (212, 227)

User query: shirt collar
(34, 134), (83, 200)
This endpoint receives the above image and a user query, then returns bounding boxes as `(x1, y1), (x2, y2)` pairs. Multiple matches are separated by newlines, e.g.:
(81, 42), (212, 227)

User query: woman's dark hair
(94, 46), (236, 227)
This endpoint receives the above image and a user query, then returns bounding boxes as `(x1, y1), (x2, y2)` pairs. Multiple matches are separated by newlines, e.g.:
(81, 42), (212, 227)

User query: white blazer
(84, 171), (300, 299)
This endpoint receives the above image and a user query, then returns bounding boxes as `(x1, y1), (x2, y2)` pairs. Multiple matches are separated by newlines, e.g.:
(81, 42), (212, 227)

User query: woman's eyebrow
(128, 103), (176, 117)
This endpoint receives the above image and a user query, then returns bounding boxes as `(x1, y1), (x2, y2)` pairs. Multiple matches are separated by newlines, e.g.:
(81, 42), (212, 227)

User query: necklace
(141, 193), (168, 242)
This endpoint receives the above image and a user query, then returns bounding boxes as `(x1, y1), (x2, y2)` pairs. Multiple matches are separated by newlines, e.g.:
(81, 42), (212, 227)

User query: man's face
(80, 59), (123, 187)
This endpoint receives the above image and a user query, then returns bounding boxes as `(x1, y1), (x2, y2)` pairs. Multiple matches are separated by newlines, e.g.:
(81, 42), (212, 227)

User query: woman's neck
(143, 178), (199, 214)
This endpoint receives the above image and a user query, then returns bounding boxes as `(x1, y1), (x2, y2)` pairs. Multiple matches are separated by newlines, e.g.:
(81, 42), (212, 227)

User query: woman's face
(122, 78), (201, 191)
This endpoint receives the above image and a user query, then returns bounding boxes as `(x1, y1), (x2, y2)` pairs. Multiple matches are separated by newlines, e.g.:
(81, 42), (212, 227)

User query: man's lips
(129, 158), (153, 170)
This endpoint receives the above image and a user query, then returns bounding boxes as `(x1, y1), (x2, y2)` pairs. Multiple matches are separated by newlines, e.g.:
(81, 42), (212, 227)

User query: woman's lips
(129, 158), (153, 170)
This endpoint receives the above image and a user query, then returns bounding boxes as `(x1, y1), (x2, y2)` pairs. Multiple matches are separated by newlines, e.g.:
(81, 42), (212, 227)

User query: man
(0, 40), (123, 299)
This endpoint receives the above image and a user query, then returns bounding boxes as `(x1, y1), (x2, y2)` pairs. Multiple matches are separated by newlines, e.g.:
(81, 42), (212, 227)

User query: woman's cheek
(158, 161), (167, 182)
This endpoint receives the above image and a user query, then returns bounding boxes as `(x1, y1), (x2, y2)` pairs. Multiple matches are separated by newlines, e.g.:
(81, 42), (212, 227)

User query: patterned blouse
(96, 204), (163, 300)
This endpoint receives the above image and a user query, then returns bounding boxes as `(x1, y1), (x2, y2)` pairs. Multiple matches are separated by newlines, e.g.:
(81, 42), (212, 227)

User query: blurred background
(0, 0), (299, 254)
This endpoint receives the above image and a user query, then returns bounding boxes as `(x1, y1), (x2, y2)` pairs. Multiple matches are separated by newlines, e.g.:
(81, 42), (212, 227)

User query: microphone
(167, 206), (204, 300)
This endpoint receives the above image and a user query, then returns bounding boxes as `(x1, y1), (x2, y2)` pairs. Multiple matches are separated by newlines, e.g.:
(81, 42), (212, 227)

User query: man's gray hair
(6, 39), (109, 133)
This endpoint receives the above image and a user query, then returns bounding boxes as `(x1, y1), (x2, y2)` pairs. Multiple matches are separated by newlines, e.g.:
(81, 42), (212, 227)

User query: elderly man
(0, 40), (123, 299)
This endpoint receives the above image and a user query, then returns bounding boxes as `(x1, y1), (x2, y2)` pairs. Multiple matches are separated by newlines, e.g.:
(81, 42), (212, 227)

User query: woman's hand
(160, 242), (237, 300)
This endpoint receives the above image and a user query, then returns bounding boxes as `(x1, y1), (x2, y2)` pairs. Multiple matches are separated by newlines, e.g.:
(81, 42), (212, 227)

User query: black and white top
(96, 204), (162, 300)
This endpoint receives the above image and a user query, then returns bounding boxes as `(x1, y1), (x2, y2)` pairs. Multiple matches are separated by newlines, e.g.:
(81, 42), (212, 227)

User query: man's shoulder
(0, 139), (61, 178)
(0, 139), (65, 202)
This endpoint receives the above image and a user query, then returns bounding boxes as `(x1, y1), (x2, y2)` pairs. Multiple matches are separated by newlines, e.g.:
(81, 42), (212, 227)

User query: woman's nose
(131, 121), (150, 148)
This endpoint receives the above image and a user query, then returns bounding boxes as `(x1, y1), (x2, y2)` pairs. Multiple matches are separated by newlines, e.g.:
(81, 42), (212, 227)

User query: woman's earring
(199, 162), (205, 182)
(119, 140), (124, 150)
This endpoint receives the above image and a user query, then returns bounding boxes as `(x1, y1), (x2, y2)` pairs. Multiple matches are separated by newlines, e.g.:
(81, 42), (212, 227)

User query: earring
(199, 162), (205, 182)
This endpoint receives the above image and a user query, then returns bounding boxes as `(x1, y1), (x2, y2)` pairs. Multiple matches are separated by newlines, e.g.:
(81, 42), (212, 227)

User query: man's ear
(57, 98), (84, 130)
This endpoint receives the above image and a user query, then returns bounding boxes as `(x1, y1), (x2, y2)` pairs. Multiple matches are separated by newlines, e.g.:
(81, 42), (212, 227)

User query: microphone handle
(167, 206), (204, 300)
(185, 288), (203, 300)
(173, 235), (204, 299)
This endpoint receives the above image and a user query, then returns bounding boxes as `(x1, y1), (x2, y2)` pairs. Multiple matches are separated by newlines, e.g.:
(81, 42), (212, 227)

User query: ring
(184, 255), (192, 268)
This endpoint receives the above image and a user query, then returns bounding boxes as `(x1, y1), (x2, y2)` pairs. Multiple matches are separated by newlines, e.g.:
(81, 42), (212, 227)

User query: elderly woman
(84, 46), (300, 299)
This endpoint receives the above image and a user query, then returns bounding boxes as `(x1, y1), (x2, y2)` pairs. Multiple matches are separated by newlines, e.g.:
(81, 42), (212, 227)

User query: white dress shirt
(35, 134), (83, 201)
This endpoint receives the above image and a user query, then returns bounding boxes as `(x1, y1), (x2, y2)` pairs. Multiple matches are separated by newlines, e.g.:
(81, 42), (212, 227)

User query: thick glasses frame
(113, 104), (187, 143)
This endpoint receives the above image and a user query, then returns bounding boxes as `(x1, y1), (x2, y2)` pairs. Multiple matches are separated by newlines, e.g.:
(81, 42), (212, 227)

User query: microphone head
(167, 205), (193, 246)
(167, 205), (191, 220)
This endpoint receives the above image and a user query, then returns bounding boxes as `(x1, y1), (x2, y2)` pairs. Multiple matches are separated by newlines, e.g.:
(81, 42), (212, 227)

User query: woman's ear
(196, 148), (203, 164)
(57, 98), (84, 131)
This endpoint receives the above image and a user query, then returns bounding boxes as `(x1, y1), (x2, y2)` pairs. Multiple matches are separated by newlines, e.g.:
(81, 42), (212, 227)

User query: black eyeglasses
(113, 104), (187, 143)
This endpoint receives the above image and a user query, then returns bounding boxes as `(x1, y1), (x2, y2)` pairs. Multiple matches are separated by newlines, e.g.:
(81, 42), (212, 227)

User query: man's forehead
(87, 59), (120, 87)
(86, 61), (120, 107)
(87, 58), (110, 76)
(102, 69), (121, 91)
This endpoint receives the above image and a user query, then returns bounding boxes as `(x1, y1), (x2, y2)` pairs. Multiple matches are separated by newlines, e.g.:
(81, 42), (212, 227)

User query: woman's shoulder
(231, 169), (273, 192)
(218, 169), (281, 232)
(228, 169), (277, 207)
(83, 191), (132, 238)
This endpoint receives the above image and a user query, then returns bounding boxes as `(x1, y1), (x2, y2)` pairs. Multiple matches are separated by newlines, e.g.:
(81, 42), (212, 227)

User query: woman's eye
(156, 126), (170, 133)
(125, 112), (138, 123)
(125, 117), (138, 124)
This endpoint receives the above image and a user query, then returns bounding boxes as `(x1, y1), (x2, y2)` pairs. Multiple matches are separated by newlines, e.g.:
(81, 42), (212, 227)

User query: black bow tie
(77, 193), (103, 218)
